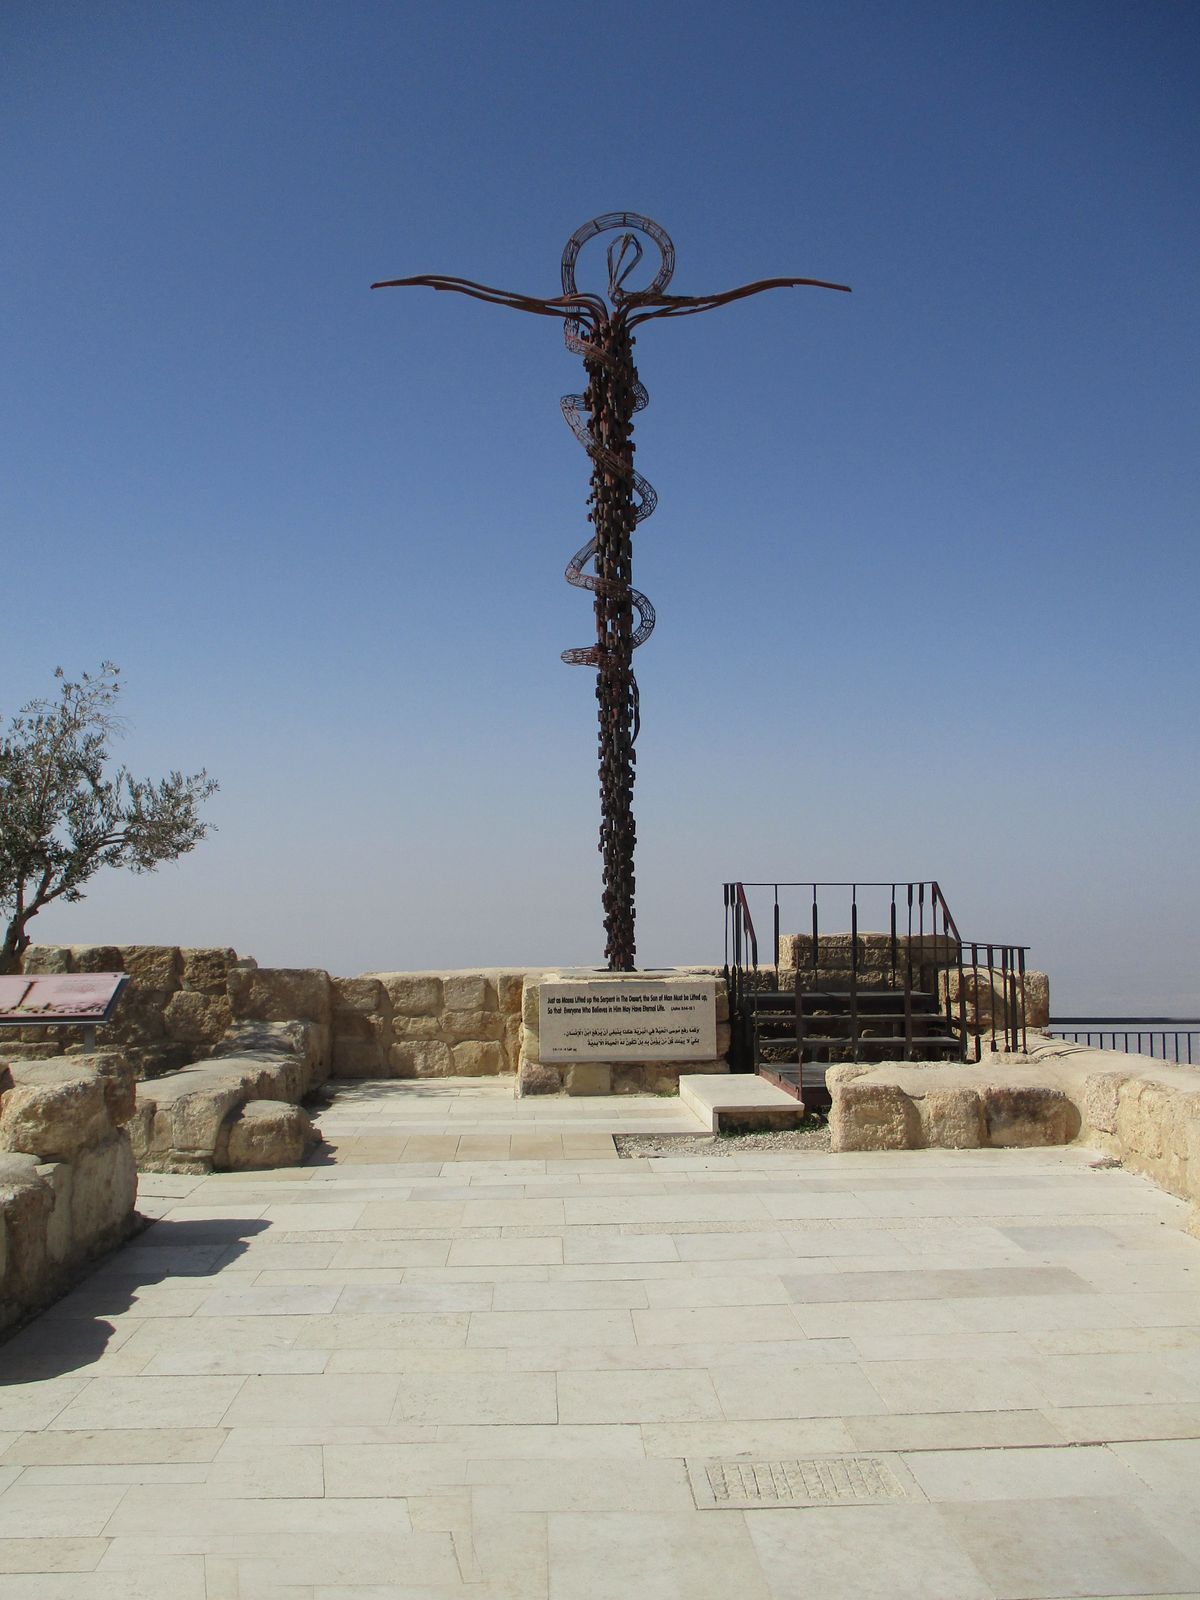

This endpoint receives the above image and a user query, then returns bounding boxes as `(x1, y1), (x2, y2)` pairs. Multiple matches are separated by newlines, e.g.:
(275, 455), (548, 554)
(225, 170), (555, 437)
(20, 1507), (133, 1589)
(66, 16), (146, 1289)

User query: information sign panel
(0, 973), (128, 1025)
(539, 977), (717, 1062)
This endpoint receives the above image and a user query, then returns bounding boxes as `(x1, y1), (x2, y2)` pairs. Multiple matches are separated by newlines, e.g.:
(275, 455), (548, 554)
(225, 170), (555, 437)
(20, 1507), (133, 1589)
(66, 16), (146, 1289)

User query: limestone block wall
(15, 944), (260, 1078)
(516, 972), (732, 1096)
(1073, 1053), (1200, 1217)
(13, 952), (737, 1097)
(775, 931), (1050, 1029)
(0, 1051), (139, 1333)
(330, 970), (533, 1080)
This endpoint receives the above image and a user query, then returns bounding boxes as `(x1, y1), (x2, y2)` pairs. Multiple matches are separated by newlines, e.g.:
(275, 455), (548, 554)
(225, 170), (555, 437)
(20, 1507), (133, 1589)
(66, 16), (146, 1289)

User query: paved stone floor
(3, 1078), (1200, 1598)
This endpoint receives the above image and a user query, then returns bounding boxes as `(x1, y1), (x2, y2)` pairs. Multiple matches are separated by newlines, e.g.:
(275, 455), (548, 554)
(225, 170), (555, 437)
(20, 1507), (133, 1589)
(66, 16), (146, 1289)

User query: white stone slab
(538, 978), (717, 1062)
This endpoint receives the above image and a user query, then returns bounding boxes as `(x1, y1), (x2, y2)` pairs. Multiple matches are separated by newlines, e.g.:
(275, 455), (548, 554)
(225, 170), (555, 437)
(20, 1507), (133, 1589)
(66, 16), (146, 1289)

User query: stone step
(677, 1072), (810, 1134)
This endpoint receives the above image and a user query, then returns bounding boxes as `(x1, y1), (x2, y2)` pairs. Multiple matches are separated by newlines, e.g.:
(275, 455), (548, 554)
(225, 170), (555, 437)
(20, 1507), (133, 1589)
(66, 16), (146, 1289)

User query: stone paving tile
(393, 1372), (558, 1424)
(44, 1376), (245, 1432)
(941, 1496), (1200, 1598)
(748, 1503), (994, 1600)
(0, 1556), (208, 1599)
(1, 1427), (227, 1466)
(0, 1483), (127, 1538)
(0, 1538), (107, 1573)
(549, 1509), (773, 1600)
(5, 1078), (1200, 1598)
(557, 1369), (722, 1423)
(221, 1374), (400, 1427)
(845, 1408), (1068, 1451)
(903, 1442), (1146, 1501)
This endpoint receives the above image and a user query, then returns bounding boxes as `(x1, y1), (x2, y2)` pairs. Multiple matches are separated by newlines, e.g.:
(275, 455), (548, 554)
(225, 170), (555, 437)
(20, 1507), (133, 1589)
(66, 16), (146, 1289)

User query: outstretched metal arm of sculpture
(627, 275), (851, 326)
(371, 273), (607, 324)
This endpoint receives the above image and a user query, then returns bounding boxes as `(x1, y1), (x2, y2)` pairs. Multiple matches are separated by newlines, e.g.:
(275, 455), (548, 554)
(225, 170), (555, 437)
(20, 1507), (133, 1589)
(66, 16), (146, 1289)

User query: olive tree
(0, 664), (217, 974)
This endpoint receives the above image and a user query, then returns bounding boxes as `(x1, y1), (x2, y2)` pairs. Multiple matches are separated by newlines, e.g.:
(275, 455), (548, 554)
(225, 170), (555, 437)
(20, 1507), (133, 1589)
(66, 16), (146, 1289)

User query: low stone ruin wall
(332, 969), (531, 1079)
(14, 948), (535, 1086)
(128, 1019), (326, 1174)
(13, 944), (262, 1078)
(827, 1038), (1200, 1231)
(0, 1051), (139, 1333)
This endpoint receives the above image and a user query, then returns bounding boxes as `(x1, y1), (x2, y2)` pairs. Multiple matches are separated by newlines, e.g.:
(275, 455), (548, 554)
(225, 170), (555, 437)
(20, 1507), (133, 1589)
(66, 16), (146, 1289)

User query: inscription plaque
(538, 978), (717, 1062)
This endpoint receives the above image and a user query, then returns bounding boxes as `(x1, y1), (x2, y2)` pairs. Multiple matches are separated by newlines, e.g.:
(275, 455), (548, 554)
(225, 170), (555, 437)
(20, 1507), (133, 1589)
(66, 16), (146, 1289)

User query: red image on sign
(0, 973), (127, 1024)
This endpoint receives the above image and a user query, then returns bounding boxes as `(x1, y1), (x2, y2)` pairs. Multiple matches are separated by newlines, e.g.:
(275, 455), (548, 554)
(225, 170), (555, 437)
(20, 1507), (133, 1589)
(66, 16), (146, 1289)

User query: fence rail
(1046, 1019), (1200, 1065)
(723, 880), (1030, 1068)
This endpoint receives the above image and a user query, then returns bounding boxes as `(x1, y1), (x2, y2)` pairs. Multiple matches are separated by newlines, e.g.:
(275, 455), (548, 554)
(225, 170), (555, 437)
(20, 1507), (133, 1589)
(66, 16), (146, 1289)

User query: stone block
(108, 988), (169, 1045)
(332, 1016), (390, 1077)
(118, 945), (182, 990)
(715, 1022), (731, 1058)
(20, 946), (73, 975)
(216, 1020), (327, 1081)
(248, 1054), (304, 1105)
(1023, 971), (1050, 1029)
(331, 1010), (377, 1044)
(37, 1160), (73, 1266)
(517, 1059), (562, 1096)
(153, 1069), (246, 1158)
(218, 1101), (314, 1170)
(564, 1062), (612, 1095)
(333, 977), (387, 1015)
(390, 1013), (444, 1041)
(92, 1053), (137, 1127)
(368, 974), (442, 1016)
(502, 1014), (522, 1073)
(389, 1040), (453, 1078)
(180, 947), (239, 995)
(521, 1023), (539, 1061)
(69, 945), (123, 974)
(69, 1135), (137, 1248)
(331, 1038), (387, 1078)
(1083, 1072), (1124, 1136)
(441, 1009), (503, 1045)
(0, 1158), (52, 1301)
(443, 973), (495, 1012)
(942, 967), (1050, 1034)
(227, 967), (332, 1026)
(125, 1100), (155, 1165)
(496, 973), (526, 1015)
(130, 1042), (199, 1081)
(163, 991), (232, 1046)
(918, 1087), (985, 1148)
(0, 1061), (115, 1161)
(1115, 1081), (1186, 1181)
(983, 1085), (1079, 1147)
(521, 983), (541, 1029)
(612, 1065), (682, 1095)
(830, 1079), (920, 1151)
(450, 1040), (504, 1076)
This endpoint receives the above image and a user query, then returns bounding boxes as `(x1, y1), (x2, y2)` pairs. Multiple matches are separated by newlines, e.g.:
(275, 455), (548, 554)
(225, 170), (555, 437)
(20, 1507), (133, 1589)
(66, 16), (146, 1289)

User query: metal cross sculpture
(374, 213), (849, 972)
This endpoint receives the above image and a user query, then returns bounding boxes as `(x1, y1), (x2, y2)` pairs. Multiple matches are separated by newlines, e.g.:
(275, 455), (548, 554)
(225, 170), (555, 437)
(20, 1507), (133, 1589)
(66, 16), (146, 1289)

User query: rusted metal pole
(373, 215), (848, 971)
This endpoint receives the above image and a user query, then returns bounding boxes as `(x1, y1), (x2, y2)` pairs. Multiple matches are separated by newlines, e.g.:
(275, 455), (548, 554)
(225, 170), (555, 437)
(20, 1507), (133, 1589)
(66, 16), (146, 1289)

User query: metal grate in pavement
(687, 1453), (920, 1509)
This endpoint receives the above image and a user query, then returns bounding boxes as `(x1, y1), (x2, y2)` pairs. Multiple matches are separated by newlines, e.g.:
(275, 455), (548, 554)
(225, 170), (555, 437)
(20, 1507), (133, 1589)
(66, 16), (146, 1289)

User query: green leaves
(0, 665), (218, 969)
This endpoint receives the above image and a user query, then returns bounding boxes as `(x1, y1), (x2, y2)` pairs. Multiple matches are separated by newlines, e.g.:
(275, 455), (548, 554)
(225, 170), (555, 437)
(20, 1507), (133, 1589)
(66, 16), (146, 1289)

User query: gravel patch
(616, 1123), (831, 1158)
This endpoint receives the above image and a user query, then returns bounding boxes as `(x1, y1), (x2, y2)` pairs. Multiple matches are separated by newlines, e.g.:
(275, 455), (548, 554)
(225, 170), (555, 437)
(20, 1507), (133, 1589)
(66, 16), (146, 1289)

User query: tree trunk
(0, 916), (32, 976)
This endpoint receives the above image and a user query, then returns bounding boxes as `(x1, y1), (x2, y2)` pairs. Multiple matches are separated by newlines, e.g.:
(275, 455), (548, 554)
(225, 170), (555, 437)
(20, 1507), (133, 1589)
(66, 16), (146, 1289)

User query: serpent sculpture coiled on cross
(374, 215), (849, 971)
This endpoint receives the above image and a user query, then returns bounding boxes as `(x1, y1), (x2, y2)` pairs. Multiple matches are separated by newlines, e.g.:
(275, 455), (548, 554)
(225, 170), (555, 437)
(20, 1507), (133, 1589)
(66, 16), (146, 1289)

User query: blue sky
(3, 1), (1197, 1011)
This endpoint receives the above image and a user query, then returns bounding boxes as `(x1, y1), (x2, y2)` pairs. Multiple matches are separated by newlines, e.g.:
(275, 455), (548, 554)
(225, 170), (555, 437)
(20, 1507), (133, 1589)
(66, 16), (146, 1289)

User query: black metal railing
(1046, 1019), (1200, 1065)
(722, 880), (1030, 1072)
